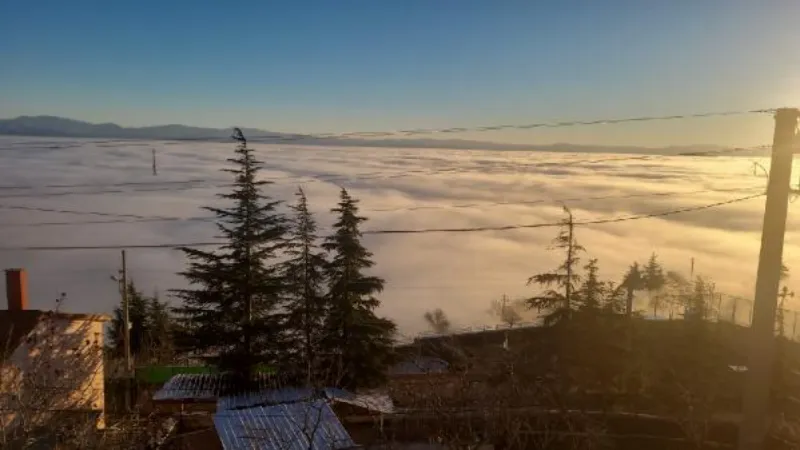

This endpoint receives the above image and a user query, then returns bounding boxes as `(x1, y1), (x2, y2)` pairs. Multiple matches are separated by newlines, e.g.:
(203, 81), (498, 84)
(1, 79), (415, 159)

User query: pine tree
(108, 282), (174, 364)
(280, 187), (328, 384)
(620, 263), (644, 317)
(526, 206), (584, 324)
(577, 259), (604, 312)
(108, 281), (149, 360)
(322, 188), (397, 389)
(686, 276), (708, 321)
(643, 253), (666, 318)
(603, 281), (626, 314)
(146, 292), (174, 364)
(172, 129), (287, 380)
(777, 266), (792, 337)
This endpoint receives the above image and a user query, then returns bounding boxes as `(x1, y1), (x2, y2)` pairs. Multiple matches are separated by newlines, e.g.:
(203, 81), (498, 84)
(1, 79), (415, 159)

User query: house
(0, 268), (111, 438)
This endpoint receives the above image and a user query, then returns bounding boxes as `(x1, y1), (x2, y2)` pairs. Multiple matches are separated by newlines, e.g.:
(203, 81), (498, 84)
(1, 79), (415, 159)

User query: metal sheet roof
(213, 400), (355, 450)
(217, 387), (395, 414)
(152, 373), (274, 402)
(217, 387), (318, 411)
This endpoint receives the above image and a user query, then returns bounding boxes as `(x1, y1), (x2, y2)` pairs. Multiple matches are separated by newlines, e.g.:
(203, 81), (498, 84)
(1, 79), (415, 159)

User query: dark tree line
(107, 281), (173, 365)
(167, 130), (396, 389)
(524, 206), (733, 325)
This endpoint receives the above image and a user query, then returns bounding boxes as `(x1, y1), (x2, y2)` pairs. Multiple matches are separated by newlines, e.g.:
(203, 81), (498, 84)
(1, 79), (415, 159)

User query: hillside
(0, 115), (763, 155)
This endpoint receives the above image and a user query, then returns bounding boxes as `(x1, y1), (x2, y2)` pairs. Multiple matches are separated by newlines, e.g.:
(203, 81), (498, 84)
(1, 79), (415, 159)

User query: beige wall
(1, 314), (107, 430)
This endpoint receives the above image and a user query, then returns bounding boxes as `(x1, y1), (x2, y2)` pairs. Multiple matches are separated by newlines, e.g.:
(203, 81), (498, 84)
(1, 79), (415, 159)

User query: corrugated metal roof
(217, 387), (395, 414)
(152, 373), (275, 402)
(213, 400), (355, 450)
(330, 391), (394, 415)
(217, 387), (318, 411)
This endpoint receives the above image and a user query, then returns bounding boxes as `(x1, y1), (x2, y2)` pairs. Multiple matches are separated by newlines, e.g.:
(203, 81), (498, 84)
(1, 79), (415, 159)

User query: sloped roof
(1, 309), (112, 361)
(152, 373), (276, 403)
(217, 387), (395, 414)
(0, 310), (44, 361)
(213, 400), (355, 450)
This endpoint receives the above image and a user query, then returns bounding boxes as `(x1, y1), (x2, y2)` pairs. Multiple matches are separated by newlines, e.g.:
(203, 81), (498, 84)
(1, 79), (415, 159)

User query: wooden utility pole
(739, 108), (799, 450)
(152, 149), (157, 176)
(121, 250), (131, 373)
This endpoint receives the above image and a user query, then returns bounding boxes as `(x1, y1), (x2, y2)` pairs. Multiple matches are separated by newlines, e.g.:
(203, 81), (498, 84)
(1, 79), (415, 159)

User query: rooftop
(0, 310), (110, 360)
(213, 400), (355, 450)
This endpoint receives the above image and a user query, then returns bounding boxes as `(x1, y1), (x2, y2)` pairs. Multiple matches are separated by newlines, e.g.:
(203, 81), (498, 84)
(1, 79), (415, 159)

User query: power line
(0, 186), (765, 227)
(0, 193), (763, 250)
(363, 193), (765, 234)
(0, 144), (771, 196)
(179, 108), (777, 143)
(0, 178), (223, 191)
(0, 109), (776, 148)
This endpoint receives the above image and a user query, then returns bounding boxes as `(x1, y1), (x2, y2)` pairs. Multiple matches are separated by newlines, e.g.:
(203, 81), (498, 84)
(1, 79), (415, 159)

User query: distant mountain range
(0, 115), (764, 155)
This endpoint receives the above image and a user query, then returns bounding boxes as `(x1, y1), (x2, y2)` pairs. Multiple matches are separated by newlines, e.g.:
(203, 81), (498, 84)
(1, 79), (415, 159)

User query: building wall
(1, 314), (107, 429)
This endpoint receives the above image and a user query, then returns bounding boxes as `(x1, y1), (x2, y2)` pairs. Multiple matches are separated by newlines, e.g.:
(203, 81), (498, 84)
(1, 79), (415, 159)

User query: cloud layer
(0, 136), (795, 336)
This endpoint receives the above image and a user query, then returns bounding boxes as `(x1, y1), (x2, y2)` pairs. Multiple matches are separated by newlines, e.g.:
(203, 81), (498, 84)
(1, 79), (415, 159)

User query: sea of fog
(0, 136), (796, 336)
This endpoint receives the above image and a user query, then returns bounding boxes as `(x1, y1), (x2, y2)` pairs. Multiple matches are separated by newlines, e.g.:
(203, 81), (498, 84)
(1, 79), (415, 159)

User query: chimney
(6, 268), (28, 311)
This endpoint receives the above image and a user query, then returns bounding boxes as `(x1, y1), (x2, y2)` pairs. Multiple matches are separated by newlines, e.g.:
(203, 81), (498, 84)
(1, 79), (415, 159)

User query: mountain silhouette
(0, 115), (756, 155)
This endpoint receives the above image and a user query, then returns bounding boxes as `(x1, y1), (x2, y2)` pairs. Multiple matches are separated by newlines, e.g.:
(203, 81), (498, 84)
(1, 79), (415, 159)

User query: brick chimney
(5, 268), (28, 311)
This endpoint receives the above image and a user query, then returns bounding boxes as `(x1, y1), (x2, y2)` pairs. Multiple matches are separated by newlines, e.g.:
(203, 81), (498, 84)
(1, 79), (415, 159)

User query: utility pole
(731, 297), (738, 324)
(121, 250), (131, 373)
(739, 108), (799, 450)
(152, 149), (157, 176)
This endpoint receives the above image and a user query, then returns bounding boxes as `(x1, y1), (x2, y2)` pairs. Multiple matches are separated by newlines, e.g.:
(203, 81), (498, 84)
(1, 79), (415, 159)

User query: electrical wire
(0, 144), (771, 196)
(363, 193), (765, 234)
(0, 186), (765, 227)
(159, 108), (777, 143)
(0, 192), (763, 250)
(1, 109), (774, 149)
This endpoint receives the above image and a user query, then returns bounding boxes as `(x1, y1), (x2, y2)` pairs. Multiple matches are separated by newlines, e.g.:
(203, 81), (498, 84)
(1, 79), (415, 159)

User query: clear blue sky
(1, 0), (798, 146)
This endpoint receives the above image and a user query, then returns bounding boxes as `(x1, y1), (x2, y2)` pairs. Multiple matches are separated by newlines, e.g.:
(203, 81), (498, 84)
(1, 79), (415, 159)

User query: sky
(1, 0), (799, 146)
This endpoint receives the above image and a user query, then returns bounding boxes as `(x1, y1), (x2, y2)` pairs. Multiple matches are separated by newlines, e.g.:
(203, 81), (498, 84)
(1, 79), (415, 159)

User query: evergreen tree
(146, 292), (174, 363)
(620, 263), (644, 317)
(577, 259), (604, 311)
(280, 187), (328, 384)
(686, 276), (708, 321)
(172, 129), (287, 380)
(108, 281), (149, 360)
(322, 188), (397, 389)
(108, 282), (174, 364)
(777, 266), (792, 337)
(643, 253), (666, 318)
(603, 281), (626, 314)
(526, 206), (584, 324)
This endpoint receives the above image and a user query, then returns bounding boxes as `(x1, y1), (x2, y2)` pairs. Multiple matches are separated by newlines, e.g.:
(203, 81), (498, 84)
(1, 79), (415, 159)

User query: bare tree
(424, 309), (452, 334)
(488, 296), (526, 328)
